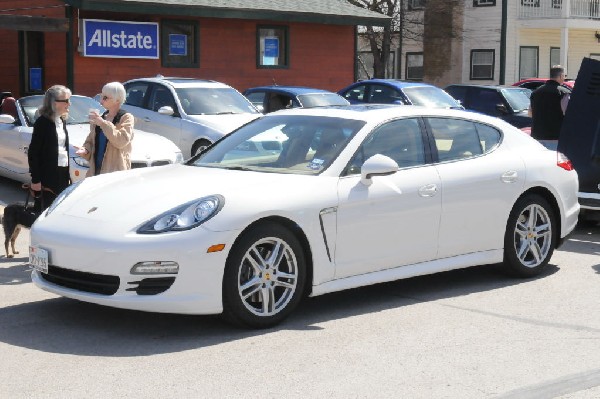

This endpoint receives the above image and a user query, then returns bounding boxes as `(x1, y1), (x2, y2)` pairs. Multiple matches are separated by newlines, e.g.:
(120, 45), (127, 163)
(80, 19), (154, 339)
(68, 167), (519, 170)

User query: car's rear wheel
(222, 223), (306, 328)
(191, 139), (212, 157)
(503, 194), (556, 277)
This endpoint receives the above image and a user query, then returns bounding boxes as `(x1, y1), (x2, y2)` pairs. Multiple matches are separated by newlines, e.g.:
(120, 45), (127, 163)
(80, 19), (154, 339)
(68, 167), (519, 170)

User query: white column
(560, 27), (569, 73)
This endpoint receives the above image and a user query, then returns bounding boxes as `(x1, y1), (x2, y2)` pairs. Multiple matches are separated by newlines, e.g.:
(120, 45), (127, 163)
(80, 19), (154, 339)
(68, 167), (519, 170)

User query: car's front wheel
(222, 223), (306, 328)
(503, 194), (556, 277)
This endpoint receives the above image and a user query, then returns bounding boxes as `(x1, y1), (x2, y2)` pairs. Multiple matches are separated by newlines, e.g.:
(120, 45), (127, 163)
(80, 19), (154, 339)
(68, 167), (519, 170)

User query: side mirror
(360, 154), (398, 186)
(0, 114), (16, 124)
(496, 103), (508, 114)
(158, 106), (175, 116)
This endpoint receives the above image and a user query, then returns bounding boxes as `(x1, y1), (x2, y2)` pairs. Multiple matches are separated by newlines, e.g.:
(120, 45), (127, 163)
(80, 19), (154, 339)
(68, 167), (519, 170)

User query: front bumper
(30, 223), (239, 315)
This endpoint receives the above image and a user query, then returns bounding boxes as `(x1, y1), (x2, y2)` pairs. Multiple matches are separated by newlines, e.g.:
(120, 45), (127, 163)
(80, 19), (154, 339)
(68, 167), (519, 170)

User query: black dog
(1, 203), (39, 258)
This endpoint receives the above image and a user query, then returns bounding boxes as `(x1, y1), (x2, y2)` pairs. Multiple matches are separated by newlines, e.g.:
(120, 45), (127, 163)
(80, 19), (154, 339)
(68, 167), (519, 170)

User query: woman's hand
(74, 145), (88, 156)
(30, 182), (42, 191)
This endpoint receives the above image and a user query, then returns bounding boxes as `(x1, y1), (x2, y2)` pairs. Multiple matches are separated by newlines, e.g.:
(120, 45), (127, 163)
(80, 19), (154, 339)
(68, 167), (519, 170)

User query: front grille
(41, 265), (120, 295)
(131, 160), (171, 169)
(579, 197), (600, 208)
(126, 277), (176, 295)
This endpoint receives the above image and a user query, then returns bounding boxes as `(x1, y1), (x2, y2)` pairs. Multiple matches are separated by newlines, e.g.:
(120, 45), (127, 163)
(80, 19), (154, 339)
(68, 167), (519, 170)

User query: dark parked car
(338, 79), (463, 109)
(243, 85), (349, 114)
(445, 84), (532, 129)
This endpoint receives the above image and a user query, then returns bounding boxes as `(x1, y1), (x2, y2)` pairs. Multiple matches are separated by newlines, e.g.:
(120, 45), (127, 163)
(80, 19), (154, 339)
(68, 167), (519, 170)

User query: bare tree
(349, 0), (465, 81)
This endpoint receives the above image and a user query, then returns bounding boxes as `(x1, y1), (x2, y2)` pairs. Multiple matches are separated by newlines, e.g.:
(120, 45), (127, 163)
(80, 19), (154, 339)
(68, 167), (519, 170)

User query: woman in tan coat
(75, 82), (134, 176)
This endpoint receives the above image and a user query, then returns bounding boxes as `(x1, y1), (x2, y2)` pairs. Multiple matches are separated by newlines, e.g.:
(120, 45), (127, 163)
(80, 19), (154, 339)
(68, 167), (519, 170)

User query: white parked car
(123, 76), (261, 158)
(0, 95), (184, 183)
(30, 105), (580, 328)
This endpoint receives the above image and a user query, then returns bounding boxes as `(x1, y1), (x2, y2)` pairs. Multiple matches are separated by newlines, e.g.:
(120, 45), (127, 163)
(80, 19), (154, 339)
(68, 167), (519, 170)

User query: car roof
(124, 76), (232, 89)
(244, 86), (338, 95)
(264, 103), (504, 125)
(349, 79), (437, 89)
(446, 84), (526, 91)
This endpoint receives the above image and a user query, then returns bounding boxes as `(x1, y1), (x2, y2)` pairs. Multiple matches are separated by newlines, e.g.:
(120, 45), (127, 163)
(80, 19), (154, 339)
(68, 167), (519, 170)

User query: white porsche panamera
(29, 104), (580, 328)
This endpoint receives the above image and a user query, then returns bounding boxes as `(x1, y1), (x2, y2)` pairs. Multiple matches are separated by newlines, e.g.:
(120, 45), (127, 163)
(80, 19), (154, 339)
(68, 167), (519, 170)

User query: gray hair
(102, 82), (126, 105)
(39, 85), (72, 119)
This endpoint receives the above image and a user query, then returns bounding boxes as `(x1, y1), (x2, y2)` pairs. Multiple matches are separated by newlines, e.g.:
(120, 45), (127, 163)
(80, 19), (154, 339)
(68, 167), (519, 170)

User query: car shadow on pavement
(0, 260), (32, 285)
(0, 262), (558, 357)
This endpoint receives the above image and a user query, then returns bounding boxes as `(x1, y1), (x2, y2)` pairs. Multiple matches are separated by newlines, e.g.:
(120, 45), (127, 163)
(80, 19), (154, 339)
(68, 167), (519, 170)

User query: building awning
(0, 15), (69, 32)
(64, 0), (390, 27)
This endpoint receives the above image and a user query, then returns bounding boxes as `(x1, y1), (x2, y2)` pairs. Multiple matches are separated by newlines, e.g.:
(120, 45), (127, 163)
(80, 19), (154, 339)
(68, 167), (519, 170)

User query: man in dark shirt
(529, 65), (571, 140)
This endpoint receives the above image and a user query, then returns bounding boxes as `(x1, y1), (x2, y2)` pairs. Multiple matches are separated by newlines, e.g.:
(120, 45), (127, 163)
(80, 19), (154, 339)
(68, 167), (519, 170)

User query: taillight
(557, 152), (574, 171)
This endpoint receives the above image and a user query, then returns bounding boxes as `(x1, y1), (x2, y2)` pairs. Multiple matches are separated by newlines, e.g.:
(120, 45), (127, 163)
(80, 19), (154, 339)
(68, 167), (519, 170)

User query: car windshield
(191, 115), (366, 175)
(402, 86), (462, 109)
(501, 88), (531, 112)
(175, 87), (259, 115)
(19, 95), (104, 126)
(297, 93), (349, 108)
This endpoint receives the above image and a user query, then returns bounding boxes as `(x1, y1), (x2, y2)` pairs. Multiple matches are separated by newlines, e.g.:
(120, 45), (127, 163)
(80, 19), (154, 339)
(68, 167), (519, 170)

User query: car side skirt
(310, 249), (504, 297)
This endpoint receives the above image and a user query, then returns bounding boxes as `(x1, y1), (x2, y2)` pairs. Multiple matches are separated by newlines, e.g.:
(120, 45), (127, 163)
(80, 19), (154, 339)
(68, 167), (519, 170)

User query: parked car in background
(30, 104), (579, 328)
(123, 76), (261, 158)
(243, 85), (349, 113)
(445, 84), (532, 129)
(513, 78), (575, 94)
(0, 95), (183, 184)
(338, 79), (463, 109)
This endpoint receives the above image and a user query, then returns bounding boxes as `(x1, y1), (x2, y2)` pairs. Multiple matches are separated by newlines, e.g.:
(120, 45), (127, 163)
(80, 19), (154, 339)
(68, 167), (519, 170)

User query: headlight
(71, 155), (90, 168)
(45, 180), (83, 216)
(175, 152), (184, 164)
(137, 195), (224, 234)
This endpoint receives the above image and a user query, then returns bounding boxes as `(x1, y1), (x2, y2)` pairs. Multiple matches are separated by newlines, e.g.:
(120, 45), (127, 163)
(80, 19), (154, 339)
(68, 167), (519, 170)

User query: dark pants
(33, 166), (70, 213)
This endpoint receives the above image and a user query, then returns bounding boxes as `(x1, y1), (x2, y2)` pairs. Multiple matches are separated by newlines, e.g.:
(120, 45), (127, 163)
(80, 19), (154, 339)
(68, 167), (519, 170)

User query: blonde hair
(39, 85), (72, 119)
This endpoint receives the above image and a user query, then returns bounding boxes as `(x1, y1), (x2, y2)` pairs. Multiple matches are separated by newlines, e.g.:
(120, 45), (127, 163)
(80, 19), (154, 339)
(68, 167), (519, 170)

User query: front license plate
(29, 246), (49, 274)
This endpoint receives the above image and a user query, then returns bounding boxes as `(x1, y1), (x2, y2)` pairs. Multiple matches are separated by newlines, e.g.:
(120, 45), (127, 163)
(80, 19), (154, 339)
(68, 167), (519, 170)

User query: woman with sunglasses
(28, 84), (72, 212)
(75, 81), (134, 177)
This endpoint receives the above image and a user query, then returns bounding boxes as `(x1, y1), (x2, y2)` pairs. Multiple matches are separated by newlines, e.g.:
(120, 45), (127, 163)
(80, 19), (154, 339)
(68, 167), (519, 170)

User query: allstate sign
(83, 19), (159, 59)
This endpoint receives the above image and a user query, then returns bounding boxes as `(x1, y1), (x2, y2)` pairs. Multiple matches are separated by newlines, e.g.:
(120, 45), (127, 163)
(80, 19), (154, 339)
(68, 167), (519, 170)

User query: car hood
(40, 164), (335, 233)
(66, 123), (180, 161)
(185, 114), (260, 133)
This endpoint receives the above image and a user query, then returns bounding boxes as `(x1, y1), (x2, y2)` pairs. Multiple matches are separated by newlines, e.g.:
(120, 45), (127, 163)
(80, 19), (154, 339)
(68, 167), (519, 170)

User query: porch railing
(518, 0), (600, 19)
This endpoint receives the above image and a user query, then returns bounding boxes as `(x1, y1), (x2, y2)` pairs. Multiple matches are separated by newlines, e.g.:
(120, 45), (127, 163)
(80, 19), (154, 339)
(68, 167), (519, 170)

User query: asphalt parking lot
(1, 175), (599, 398)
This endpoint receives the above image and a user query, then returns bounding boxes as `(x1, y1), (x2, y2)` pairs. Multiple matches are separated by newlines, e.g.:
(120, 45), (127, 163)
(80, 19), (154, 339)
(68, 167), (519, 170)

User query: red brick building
(0, 0), (388, 98)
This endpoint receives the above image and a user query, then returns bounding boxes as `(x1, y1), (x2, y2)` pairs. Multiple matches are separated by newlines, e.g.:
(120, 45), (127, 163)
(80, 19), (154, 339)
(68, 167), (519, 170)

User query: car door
(0, 104), (32, 179)
(425, 117), (525, 258)
(334, 118), (442, 278)
(123, 82), (152, 132)
(142, 84), (183, 147)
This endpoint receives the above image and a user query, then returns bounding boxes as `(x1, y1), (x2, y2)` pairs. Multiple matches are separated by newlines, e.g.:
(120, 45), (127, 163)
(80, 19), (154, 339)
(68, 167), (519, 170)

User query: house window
(257, 26), (288, 68)
(406, 52), (423, 81)
(519, 46), (539, 79)
(550, 47), (560, 68)
(521, 0), (540, 7)
(552, 0), (562, 8)
(161, 20), (198, 68)
(473, 0), (496, 6)
(470, 50), (494, 80)
(408, 0), (426, 10)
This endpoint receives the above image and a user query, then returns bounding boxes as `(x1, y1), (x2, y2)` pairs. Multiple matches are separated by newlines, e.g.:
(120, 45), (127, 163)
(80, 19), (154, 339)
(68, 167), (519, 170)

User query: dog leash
(21, 183), (56, 209)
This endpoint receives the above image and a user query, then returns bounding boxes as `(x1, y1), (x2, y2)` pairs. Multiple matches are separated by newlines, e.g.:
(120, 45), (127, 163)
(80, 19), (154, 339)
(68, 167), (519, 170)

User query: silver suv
(123, 76), (261, 157)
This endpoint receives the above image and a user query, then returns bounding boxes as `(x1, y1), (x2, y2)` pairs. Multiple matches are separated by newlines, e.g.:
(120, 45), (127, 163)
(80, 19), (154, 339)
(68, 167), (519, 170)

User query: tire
(222, 224), (306, 328)
(191, 139), (212, 157)
(503, 194), (556, 277)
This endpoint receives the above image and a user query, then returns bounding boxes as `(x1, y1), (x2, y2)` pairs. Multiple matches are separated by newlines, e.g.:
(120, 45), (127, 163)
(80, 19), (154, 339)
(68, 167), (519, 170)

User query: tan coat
(81, 111), (134, 177)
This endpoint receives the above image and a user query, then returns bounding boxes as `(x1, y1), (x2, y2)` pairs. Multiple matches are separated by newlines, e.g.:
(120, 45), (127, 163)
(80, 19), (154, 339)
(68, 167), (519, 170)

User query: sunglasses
(102, 95), (111, 101)
(55, 98), (70, 103)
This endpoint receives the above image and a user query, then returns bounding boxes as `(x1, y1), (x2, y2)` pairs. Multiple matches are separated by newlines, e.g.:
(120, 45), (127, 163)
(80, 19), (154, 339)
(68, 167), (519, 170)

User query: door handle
(419, 184), (438, 197)
(501, 170), (518, 183)
(143, 117), (151, 122)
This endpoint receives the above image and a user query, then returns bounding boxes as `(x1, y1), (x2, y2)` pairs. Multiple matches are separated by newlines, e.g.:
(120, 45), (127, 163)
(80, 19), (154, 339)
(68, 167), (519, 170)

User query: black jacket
(28, 114), (70, 192)
(530, 80), (571, 140)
